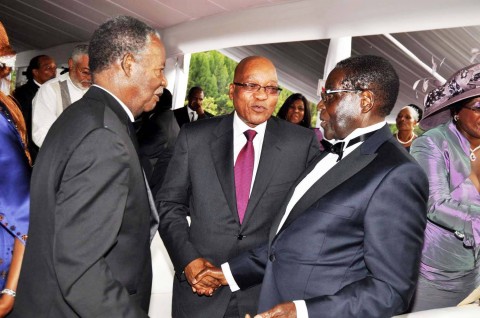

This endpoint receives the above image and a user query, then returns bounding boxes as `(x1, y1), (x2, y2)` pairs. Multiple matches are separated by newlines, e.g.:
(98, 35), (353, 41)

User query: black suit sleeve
(157, 127), (202, 273)
(229, 243), (269, 290)
(53, 128), (147, 317)
(305, 163), (428, 317)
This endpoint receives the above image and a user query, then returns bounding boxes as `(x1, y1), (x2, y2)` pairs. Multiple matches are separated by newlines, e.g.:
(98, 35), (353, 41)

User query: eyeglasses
(233, 82), (282, 95)
(463, 102), (480, 113)
(321, 88), (365, 104)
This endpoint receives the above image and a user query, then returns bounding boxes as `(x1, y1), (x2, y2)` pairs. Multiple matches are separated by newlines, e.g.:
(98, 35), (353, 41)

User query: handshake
(184, 258), (297, 318)
(184, 257), (227, 296)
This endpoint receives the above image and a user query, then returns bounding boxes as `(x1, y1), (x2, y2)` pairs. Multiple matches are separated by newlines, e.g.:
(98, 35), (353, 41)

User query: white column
(316, 37), (352, 129)
(165, 53), (191, 110)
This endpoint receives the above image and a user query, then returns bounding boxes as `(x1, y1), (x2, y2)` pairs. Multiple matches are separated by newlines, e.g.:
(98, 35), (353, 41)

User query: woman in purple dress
(0, 22), (31, 317)
(409, 63), (480, 311)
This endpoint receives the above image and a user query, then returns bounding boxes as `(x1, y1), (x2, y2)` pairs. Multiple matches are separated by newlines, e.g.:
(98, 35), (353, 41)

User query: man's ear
(228, 83), (235, 100)
(121, 53), (135, 77)
(360, 90), (375, 113)
(67, 58), (74, 70)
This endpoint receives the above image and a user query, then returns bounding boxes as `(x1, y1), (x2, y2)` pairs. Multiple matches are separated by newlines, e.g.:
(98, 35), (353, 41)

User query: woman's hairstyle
(1, 21), (31, 164)
(407, 104), (423, 121)
(277, 93), (311, 128)
(0, 92), (31, 165)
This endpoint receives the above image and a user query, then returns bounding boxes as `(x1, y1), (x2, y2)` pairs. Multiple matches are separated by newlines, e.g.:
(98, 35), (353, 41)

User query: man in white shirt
(195, 55), (429, 318)
(32, 44), (91, 147)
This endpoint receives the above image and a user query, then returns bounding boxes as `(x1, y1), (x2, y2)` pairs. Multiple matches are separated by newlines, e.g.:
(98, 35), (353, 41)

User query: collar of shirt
(276, 121), (386, 234)
(335, 120), (386, 158)
(33, 79), (42, 87)
(187, 105), (197, 121)
(93, 84), (134, 122)
(233, 111), (268, 194)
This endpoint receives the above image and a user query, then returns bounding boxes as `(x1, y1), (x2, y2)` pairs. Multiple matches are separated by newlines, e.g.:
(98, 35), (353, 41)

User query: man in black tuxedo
(158, 56), (319, 318)
(173, 86), (213, 127)
(196, 55), (429, 318)
(13, 16), (166, 317)
(12, 54), (56, 161)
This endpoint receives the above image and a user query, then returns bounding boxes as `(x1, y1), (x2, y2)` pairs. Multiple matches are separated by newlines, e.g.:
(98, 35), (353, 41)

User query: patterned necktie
(234, 129), (257, 224)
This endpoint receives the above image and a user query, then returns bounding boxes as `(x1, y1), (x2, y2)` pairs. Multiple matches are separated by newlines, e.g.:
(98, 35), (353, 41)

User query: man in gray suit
(157, 56), (320, 318)
(13, 16), (166, 317)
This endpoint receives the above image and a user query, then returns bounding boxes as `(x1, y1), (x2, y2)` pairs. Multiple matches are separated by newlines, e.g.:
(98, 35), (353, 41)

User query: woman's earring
(454, 114), (459, 122)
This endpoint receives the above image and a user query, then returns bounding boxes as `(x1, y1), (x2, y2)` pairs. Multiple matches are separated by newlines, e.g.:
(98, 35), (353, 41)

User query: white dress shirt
(233, 111), (267, 195)
(32, 72), (89, 147)
(187, 106), (197, 122)
(223, 121), (387, 318)
(93, 84), (134, 122)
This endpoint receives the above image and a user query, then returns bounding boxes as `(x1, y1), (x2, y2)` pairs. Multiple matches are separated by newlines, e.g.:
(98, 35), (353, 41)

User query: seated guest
(13, 55), (57, 161)
(195, 55), (429, 318)
(0, 21), (31, 317)
(409, 63), (480, 312)
(277, 93), (312, 128)
(394, 104), (422, 151)
(174, 86), (212, 127)
(136, 88), (179, 197)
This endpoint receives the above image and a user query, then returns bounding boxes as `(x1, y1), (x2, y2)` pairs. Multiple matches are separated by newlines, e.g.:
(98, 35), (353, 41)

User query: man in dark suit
(157, 56), (319, 318)
(12, 54), (56, 161)
(12, 16), (166, 317)
(173, 86), (213, 127)
(196, 55), (429, 318)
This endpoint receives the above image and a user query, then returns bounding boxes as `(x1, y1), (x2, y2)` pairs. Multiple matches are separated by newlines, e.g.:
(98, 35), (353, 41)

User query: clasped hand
(184, 258), (227, 296)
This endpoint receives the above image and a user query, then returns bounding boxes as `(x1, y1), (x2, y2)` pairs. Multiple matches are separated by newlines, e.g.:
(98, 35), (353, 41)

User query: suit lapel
(241, 119), (282, 226)
(210, 115), (238, 222)
(268, 151), (326, 242)
(272, 124), (392, 240)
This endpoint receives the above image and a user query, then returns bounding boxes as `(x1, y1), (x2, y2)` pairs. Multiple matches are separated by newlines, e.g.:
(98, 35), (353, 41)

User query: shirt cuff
(293, 300), (308, 318)
(221, 262), (240, 292)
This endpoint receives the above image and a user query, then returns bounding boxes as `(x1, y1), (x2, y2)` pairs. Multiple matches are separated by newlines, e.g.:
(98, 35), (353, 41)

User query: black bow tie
(322, 131), (376, 161)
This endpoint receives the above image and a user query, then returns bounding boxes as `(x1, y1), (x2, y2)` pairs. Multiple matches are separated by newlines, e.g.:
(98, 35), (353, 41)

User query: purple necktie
(234, 130), (257, 224)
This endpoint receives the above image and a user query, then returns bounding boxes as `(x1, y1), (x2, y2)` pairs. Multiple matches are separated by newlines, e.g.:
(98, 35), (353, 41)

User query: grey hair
(402, 105), (419, 122)
(71, 44), (89, 63)
(88, 15), (160, 74)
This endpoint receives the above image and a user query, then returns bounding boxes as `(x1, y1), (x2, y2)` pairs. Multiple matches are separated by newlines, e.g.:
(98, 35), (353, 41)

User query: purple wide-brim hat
(420, 63), (480, 131)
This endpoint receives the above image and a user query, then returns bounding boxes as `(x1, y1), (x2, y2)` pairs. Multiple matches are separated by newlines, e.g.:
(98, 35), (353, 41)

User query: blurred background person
(13, 55), (57, 162)
(276, 92), (311, 128)
(394, 103), (422, 151)
(32, 44), (91, 147)
(409, 63), (480, 311)
(136, 88), (179, 197)
(0, 21), (31, 317)
(174, 86), (212, 127)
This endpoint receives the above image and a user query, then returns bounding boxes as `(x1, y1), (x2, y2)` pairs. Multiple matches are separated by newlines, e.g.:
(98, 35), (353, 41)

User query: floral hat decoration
(420, 63), (480, 131)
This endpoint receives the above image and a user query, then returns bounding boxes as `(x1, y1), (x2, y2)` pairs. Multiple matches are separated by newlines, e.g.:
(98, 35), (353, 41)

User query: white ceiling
(0, 0), (296, 52)
(1, 0), (480, 121)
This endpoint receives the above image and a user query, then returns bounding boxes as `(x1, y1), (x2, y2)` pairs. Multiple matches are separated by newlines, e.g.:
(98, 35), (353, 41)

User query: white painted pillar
(316, 36), (352, 130)
(165, 53), (191, 110)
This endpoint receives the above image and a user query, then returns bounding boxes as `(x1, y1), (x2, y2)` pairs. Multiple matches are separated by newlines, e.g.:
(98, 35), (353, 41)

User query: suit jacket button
(237, 234), (246, 240)
(269, 254), (276, 262)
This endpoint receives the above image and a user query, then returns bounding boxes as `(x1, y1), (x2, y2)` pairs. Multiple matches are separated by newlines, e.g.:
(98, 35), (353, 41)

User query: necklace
(396, 132), (415, 145)
(469, 145), (480, 161)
